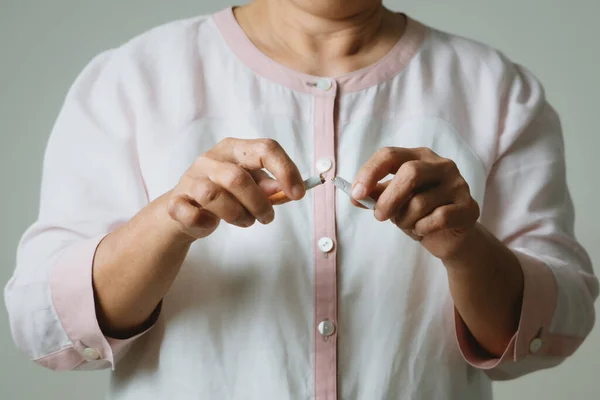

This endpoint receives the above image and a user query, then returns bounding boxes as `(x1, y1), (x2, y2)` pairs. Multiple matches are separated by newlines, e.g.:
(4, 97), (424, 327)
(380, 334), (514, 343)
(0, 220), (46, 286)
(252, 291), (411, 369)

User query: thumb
(168, 196), (220, 238)
(250, 169), (283, 197)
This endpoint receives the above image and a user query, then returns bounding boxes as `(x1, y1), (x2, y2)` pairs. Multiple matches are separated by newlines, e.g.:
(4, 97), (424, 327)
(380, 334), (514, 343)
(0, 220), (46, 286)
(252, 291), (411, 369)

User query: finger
(400, 228), (423, 242)
(195, 158), (275, 224)
(413, 201), (478, 236)
(350, 181), (390, 209)
(250, 169), (282, 197)
(374, 161), (442, 221)
(185, 175), (256, 228)
(370, 180), (392, 200)
(388, 184), (452, 228)
(208, 138), (305, 200)
(352, 147), (419, 200)
(168, 196), (220, 237)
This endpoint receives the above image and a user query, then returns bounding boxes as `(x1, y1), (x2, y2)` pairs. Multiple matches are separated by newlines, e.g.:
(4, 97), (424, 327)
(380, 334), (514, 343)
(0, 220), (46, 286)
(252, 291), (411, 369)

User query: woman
(5, 0), (598, 399)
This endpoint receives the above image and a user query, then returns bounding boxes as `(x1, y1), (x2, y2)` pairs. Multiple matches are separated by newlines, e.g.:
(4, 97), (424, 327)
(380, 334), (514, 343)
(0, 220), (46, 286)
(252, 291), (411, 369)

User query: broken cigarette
(331, 176), (377, 210)
(268, 173), (327, 205)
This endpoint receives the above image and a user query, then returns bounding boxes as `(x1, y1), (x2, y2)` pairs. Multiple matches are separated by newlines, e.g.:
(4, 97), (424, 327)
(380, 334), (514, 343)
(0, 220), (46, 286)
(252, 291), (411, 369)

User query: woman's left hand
(351, 147), (481, 260)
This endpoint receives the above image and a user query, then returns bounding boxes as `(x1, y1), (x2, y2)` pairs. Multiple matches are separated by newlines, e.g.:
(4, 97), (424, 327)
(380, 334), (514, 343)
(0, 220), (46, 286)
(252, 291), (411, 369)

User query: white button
(318, 320), (336, 337)
(316, 158), (333, 173)
(529, 338), (543, 353)
(316, 79), (332, 91)
(82, 347), (101, 361)
(318, 237), (334, 253)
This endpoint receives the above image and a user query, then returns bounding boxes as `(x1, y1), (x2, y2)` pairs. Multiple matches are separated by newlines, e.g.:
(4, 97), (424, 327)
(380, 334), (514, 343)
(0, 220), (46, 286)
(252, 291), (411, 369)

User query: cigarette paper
(331, 176), (377, 210)
(268, 173), (326, 205)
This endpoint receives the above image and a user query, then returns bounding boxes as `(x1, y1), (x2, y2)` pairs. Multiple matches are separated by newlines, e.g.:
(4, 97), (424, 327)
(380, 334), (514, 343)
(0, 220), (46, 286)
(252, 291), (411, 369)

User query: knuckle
(202, 187), (221, 204)
(193, 181), (221, 205)
(435, 208), (451, 227)
(212, 137), (237, 156)
(258, 138), (281, 154)
(417, 147), (435, 157)
(452, 178), (469, 192)
(411, 195), (428, 213)
(379, 146), (397, 159)
(223, 166), (251, 189)
(221, 137), (235, 146)
(442, 158), (459, 172)
(361, 162), (379, 178)
(191, 155), (207, 171)
(402, 161), (421, 183)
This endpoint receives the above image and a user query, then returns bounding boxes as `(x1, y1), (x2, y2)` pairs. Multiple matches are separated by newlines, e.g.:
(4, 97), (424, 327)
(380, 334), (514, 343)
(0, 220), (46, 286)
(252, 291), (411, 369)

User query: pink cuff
(39, 236), (159, 371)
(455, 250), (559, 369)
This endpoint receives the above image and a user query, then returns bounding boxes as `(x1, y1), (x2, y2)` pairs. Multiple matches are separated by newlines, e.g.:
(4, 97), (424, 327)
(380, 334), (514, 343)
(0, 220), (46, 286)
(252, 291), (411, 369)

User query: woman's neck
(234, 0), (406, 77)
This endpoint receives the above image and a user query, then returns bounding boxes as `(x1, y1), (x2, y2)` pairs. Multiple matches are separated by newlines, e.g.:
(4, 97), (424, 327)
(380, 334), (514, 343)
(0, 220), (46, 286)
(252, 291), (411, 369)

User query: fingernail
(412, 229), (424, 237)
(292, 184), (305, 199)
(241, 219), (255, 228)
(352, 183), (366, 199)
(260, 210), (275, 224)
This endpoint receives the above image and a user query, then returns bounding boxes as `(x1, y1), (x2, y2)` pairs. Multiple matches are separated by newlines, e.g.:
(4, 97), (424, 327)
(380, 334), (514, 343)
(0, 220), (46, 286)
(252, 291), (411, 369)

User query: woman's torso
(106, 8), (515, 399)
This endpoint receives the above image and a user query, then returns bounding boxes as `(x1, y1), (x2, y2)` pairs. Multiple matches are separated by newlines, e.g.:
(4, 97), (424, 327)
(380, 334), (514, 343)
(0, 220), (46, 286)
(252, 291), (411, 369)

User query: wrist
(440, 224), (483, 267)
(442, 223), (524, 287)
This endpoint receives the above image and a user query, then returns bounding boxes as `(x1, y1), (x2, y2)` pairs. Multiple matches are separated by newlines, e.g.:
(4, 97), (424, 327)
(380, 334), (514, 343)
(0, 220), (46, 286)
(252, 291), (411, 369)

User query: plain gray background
(1, 0), (598, 399)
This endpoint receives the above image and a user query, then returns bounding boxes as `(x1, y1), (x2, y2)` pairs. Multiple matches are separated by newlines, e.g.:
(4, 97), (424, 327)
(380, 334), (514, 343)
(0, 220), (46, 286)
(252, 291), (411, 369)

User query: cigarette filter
(268, 173), (326, 205)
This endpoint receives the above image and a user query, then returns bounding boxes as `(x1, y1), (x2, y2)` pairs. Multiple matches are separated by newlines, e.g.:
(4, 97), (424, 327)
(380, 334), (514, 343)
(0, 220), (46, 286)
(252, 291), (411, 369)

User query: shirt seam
(33, 344), (78, 362)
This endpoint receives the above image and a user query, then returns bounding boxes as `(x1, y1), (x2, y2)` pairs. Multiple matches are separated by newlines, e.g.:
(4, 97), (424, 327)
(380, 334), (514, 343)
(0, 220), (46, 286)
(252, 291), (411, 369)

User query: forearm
(92, 192), (194, 337)
(444, 223), (524, 357)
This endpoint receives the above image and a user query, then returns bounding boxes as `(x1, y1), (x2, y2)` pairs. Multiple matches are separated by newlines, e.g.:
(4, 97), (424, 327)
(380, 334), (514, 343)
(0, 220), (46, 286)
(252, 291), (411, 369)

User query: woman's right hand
(166, 137), (306, 240)
(89, 137), (305, 337)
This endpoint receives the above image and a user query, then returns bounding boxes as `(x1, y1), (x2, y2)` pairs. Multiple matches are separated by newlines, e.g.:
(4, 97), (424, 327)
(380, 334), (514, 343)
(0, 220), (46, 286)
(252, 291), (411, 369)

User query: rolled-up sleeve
(455, 63), (598, 380)
(4, 50), (157, 371)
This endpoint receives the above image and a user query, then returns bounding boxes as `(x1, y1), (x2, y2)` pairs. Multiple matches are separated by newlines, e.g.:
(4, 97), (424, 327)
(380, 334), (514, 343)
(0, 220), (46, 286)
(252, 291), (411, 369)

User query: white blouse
(5, 7), (598, 400)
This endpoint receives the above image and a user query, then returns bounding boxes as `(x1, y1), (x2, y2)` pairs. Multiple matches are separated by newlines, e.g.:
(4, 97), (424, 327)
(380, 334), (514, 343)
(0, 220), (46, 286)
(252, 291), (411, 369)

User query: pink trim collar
(213, 7), (427, 95)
